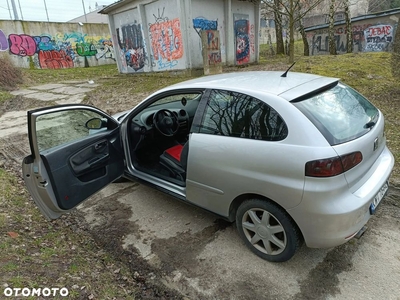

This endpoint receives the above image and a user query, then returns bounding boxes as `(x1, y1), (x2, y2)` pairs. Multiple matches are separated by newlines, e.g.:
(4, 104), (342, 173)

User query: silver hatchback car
(23, 71), (394, 262)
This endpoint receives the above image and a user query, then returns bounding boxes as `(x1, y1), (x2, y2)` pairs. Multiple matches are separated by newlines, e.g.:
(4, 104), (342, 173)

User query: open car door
(22, 105), (124, 220)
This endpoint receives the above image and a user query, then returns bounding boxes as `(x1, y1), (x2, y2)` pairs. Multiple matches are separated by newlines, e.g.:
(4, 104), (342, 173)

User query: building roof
(98, 0), (126, 14)
(68, 5), (109, 23)
(304, 8), (400, 31)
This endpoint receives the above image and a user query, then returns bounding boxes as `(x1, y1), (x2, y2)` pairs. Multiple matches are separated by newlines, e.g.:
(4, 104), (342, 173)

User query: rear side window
(293, 83), (379, 145)
(198, 89), (288, 141)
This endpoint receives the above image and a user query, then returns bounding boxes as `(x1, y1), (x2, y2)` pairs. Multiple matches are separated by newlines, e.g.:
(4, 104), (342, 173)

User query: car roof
(164, 71), (339, 101)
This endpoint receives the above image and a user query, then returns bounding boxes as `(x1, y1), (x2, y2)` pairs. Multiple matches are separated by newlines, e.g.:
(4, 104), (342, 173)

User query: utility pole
(81, 0), (88, 23)
(6, 0), (12, 20)
(10, 0), (19, 20)
(17, 0), (23, 20)
(43, 0), (50, 22)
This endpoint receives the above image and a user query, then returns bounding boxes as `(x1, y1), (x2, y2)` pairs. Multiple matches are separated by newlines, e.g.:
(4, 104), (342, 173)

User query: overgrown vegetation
(0, 166), (138, 299)
(0, 57), (23, 104)
(21, 64), (120, 86)
(0, 57), (23, 91)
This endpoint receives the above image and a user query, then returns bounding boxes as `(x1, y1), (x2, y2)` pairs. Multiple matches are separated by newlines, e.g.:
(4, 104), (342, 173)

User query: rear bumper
(288, 146), (394, 248)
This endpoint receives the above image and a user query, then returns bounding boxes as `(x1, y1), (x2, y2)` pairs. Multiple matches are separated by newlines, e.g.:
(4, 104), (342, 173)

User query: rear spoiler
(278, 77), (339, 102)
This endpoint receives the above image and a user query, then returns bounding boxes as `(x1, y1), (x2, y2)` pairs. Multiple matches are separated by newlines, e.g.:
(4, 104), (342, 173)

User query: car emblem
(373, 137), (379, 151)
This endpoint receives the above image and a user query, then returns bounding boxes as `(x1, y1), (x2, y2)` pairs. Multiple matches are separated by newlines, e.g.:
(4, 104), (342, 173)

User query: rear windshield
(293, 82), (379, 145)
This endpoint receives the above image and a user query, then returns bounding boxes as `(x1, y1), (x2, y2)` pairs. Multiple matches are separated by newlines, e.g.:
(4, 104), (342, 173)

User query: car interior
(127, 92), (204, 186)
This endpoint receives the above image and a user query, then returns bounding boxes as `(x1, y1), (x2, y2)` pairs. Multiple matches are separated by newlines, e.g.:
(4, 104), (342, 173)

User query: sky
(0, 0), (117, 22)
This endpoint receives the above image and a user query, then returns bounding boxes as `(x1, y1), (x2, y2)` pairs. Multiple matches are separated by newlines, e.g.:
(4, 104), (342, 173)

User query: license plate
(369, 182), (388, 215)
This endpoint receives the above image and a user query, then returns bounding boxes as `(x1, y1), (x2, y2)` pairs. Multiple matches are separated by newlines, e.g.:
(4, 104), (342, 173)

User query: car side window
(36, 109), (107, 152)
(198, 90), (288, 141)
(148, 93), (202, 108)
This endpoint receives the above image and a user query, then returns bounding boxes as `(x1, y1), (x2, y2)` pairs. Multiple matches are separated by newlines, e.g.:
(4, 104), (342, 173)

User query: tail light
(305, 151), (363, 177)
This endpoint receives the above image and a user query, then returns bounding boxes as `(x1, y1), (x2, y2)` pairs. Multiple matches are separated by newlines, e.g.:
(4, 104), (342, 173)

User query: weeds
(0, 167), (136, 299)
(0, 57), (23, 91)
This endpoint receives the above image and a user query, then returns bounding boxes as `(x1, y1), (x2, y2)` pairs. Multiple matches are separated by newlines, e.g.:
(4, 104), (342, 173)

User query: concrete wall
(145, 0), (186, 71)
(306, 13), (400, 55)
(0, 20), (115, 69)
(106, 0), (260, 74)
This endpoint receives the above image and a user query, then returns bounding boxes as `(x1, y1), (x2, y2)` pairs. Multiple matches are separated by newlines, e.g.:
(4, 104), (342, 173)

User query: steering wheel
(153, 109), (179, 137)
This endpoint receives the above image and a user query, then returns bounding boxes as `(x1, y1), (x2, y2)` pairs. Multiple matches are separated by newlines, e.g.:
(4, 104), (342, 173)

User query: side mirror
(85, 118), (105, 129)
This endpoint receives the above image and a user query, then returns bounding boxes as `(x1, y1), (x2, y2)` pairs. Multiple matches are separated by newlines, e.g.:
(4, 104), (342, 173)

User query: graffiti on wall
(201, 29), (222, 75)
(116, 23), (146, 71)
(234, 15), (250, 65)
(250, 24), (255, 55)
(0, 30), (7, 51)
(96, 40), (114, 60)
(0, 29), (114, 69)
(192, 17), (218, 37)
(148, 7), (184, 70)
(206, 30), (221, 64)
(8, 34), (37, 56)
(352, 24), (372, 51)
(311, 35), (346, 54)
(364, 25), (393, 52)
(38, 50), (74, 69)
(308, 23), (395, 55)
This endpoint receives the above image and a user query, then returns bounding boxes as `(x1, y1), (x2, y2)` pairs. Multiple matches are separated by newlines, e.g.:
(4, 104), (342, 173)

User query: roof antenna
(281, 62), (296, 78)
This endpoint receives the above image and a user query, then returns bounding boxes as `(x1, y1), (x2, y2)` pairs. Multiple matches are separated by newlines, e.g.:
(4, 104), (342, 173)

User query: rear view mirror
(85, 118), (105, 129)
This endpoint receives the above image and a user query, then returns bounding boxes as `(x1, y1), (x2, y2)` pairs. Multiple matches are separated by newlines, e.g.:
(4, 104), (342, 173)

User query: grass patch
(0, 167), (136, 299)
(21, 64), (119, 86)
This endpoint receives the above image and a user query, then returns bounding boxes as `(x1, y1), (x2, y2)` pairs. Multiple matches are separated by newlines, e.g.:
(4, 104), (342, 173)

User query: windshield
(293, 82), (379, 145)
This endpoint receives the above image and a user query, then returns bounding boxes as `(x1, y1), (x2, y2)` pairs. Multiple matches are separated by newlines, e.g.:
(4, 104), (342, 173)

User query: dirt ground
(1, 72), (400, 299)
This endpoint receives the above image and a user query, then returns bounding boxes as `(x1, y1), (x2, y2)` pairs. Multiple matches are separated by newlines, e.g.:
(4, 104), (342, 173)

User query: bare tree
(274, 0), (286, 54)
(261, 0), (285, 54)
(298, 17), (309, 55)
(262, 0), (324, 63)
(328, 0), (337, 55)
(343, 0), (353, 53)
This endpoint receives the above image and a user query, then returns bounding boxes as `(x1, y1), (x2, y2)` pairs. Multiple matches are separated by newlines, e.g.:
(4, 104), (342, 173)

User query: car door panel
(40, 130), (123, 210)
(23, 105), (124, 219)
(70, 139), (110, 176)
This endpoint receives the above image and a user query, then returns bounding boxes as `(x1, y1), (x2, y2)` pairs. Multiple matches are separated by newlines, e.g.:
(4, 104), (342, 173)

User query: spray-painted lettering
(307, 22), (395, 55)
(234, 18), (250, 64)
(8, 34), (37, 56)
(149, 17), (183, 69)
(1, 28), (114, 69)
(76, 43), (97, 56)
(364, 25), (393, 52)
(95, 40), (114, 60)
(206, 30), (219, 50)
(0, 30), (8, 51)
(193, 17), (218, 37)
(38, 50), (74, 69)
(116, 23), (146, 71)
(208, 52), (221, 65)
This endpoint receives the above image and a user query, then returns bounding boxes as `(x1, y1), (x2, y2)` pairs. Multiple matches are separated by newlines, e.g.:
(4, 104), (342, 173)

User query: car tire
(236, 199), (302, 262)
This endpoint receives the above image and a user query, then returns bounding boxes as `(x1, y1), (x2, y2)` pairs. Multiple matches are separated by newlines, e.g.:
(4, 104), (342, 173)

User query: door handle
(94, 141), (107, 151)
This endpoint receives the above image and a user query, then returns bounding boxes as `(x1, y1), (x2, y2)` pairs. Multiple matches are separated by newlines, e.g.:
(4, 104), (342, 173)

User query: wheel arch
(228, 193), (304, 240)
